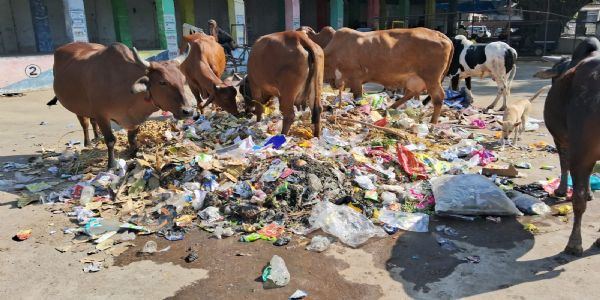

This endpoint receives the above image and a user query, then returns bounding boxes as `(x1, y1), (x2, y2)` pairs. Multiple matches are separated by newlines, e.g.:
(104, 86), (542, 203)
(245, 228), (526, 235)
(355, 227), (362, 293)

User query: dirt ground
(2, 61), (600, 300)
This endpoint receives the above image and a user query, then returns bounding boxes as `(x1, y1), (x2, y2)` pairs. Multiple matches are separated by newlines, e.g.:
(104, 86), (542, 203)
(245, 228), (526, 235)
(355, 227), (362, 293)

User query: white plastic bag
(431, 174), (522, 216)
(379, 209), (429, 232)
(308, 201), (386, 248)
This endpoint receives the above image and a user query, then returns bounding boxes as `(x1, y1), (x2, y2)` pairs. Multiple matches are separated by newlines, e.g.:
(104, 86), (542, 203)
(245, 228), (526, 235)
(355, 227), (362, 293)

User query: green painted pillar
(398, 0), (409, 28)
(425, 0), (436, 28)
(178, 0), (195, 26)
(227, 0), (245, 45)
(156, 0), (178, 58)
(379, 0), (388, 29)
(330, 0), (344, 29)
(111, 0), (131, 47)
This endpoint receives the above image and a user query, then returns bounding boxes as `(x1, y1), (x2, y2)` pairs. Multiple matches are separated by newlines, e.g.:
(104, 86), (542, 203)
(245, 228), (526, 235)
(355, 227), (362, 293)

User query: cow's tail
(528, 84), (551, 102)
(47, 96), (58, 106)
(298, 36), (324, 134)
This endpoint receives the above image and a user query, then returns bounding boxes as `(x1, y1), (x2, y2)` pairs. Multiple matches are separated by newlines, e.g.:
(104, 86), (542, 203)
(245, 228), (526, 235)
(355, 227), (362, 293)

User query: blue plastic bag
(567, 174), (600, 190)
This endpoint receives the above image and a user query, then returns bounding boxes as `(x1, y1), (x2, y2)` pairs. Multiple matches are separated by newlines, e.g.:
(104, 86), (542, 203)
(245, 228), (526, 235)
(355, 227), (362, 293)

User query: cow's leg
(450, 75), (460, 90)
(565, 155), (595, 256)
(91, 119), (100, 141)
(390, 91), (415, 109)
(486, 80), (504, 111)
(349, 80), (363, 100)
(191, 87), (203, 114)
(499, 79), (509, 111)
(127, 126), (140, 159)
(427, 83), (445, 124)
(280, 94), (296, 136)
(312, 101), (322, 138)
(97, 118), (117, 169)
(77, 115), (91, 147)
(554, 138), (570, 197)
(254, 101), (264, 122)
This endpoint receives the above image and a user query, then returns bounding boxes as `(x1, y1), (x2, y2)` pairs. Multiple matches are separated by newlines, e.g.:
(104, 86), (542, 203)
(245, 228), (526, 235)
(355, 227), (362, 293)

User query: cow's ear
(131, 76), (150, 94)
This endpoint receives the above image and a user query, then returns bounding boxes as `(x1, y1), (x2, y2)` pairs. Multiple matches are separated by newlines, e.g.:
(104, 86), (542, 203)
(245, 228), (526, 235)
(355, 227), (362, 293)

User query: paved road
(1, 61), (599, 299)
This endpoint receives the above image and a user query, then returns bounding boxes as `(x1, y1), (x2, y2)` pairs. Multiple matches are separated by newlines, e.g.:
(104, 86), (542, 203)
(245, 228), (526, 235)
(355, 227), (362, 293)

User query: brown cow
(238, 31), (324, 136)
(323, 27), (453, 123)
(534, 37), (600, 256)
(297, 26), (336, 49)
(179, 33), (238, 115)
(51, 42), (195, 168)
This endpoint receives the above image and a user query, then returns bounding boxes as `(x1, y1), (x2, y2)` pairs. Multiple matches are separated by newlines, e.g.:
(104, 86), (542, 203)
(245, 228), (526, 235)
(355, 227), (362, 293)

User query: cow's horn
(541, 56), (563, 63)
(174, 43), (191, 64)
(132, 47), (150, 68)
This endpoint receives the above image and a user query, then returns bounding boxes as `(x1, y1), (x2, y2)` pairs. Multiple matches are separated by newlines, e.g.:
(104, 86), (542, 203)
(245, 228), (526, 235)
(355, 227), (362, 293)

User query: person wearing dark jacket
(208, 19), (235, 56)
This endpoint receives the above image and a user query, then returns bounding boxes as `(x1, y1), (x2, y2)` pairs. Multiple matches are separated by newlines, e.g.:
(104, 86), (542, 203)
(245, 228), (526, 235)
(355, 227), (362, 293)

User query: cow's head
(130, 46), (195, 120)
(237, 76), (254, 117)
(203, 84), (239, 116)
(533, 56), (570, 82)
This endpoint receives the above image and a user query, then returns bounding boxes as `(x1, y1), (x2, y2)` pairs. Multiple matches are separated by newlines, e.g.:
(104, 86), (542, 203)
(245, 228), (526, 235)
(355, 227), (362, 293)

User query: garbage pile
(1, 88), (575, 272)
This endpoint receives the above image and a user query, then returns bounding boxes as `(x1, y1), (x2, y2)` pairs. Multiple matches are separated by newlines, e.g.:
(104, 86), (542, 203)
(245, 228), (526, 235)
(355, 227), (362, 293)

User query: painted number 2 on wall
(25, 64), (41, 78)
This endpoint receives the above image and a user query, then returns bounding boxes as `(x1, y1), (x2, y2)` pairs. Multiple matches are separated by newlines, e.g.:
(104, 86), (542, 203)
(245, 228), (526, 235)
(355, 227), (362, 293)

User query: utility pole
(507, 0), (512, 45)
(543, 0), (550, 56)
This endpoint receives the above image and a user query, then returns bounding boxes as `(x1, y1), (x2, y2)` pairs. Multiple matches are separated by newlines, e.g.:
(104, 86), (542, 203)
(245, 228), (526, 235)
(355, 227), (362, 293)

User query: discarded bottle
(79, 185), (95, 205)
(142, 241), (158, 253)
(83, 218), (121, 236)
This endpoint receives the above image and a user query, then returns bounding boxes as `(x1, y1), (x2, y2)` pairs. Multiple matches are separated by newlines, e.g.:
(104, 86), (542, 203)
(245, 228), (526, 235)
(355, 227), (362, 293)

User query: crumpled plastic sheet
(431, 174), (522, 216)
(307, 201), (386, 248)
(379, 209), (429, 232)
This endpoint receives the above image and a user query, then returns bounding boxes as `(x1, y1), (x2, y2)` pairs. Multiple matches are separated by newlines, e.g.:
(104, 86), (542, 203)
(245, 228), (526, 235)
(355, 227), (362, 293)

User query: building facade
(0, 0), (442, 56)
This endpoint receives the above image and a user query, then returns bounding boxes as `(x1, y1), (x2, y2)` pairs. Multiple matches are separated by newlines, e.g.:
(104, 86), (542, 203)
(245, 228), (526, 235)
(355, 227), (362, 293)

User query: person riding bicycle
(208, 19), (236, 56)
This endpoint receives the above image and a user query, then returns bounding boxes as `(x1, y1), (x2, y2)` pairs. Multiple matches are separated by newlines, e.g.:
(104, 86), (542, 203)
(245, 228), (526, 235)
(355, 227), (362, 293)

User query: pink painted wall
(0, 55), (54, 88)
(285, 0), (300, 30)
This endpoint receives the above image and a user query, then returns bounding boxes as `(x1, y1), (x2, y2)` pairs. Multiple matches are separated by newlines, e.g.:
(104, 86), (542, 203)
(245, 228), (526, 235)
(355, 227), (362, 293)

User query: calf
(51, 42), (195, 168)
(297, 26), (336, 49)
(179, 33), (239, 115)
(448, 35), (517, 111)
(238, 31), (324, 136)
(537, 37), (600, 256)
(323, 27), (453, 123)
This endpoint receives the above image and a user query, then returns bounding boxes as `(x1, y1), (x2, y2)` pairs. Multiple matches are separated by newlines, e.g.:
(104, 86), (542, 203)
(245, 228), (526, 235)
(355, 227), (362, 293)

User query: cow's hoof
(498, 106), (507, 111)
(554, 187), (568, 197)
(564, 244), (584, 257)
(485, 105), (495, 112)
(128, 148), (139, 159)
(106, 160), (117, 170)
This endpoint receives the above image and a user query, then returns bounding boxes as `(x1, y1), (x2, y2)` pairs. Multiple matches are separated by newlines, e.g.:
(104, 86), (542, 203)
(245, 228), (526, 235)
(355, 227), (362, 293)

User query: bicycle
(225, 44), (251, 74)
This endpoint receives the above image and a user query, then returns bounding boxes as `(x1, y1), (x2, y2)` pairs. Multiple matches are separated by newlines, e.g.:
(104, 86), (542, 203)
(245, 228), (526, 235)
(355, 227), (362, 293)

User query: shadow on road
(386, 215), (600, 299)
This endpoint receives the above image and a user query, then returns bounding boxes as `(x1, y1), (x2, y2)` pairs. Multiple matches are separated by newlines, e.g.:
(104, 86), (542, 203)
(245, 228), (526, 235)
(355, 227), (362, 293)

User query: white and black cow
(448, 35), (518, 111)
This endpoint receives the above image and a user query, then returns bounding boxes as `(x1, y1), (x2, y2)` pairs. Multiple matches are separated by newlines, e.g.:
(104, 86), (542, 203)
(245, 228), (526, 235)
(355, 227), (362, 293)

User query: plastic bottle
(83, 218), (121, 236)
(79, 185), (95, 205)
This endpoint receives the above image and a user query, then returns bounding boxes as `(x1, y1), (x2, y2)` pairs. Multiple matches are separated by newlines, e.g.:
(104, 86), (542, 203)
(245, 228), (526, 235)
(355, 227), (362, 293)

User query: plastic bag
(506, 190), (551, 215)
(396, 144), (428, 180)
(308, 201), (386, 248)
(379, 209), (429, 232)
(431, 174), (522, 216)
(306, 235), (331, 252)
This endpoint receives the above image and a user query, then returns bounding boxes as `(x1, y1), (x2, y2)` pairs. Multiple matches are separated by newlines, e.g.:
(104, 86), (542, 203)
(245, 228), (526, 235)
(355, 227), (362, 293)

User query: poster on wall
(164, 14), (179, 58)
(63, 0), (88, 43)
(69, 8), (88, 42)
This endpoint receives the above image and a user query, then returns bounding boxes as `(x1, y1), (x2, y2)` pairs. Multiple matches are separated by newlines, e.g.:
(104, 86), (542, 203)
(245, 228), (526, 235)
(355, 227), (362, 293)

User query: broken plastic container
(431, 174), (522, 216)
(308, 201), (386, 248)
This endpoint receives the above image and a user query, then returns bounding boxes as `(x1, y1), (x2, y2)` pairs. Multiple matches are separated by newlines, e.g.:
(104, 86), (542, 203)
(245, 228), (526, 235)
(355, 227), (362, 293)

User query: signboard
(164, 14), (178, 58)
(63, 0), (88, 42)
